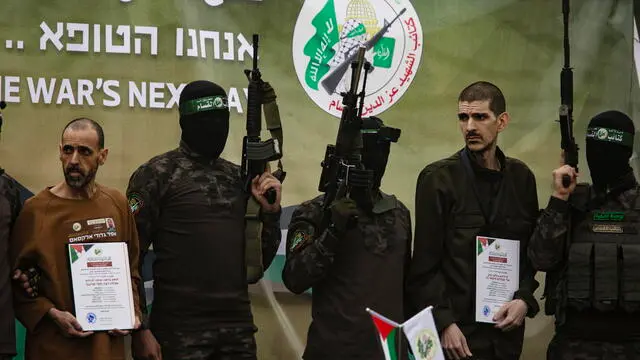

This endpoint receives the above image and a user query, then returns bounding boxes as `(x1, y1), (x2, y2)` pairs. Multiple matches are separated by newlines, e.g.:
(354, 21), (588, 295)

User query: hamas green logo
(199, 96), (226, 110)
(413, 329), (438, 360)
(290, 231), (307, 251)
(292, 0), (424, 118)
(593, 211), (625, 221)
(586, 127), (633, 147)
(596, 128), (608, 140)
(128, 193), (144, 215)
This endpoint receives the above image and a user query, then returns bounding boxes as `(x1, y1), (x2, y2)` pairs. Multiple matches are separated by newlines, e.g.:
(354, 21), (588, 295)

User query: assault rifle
(543, 0), (579, 318)
(318, 46), (373, 212)
(242, 34), (286, 284)
(559, 0), (578, 187)
(321, 8), (406, 95)
(241, 34), (284, 203)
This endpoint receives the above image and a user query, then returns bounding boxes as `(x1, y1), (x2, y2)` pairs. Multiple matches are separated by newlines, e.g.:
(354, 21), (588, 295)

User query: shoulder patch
(299, 199), (314, 207)
(290, 230), (312, 252)
(128, 193), (144, 215)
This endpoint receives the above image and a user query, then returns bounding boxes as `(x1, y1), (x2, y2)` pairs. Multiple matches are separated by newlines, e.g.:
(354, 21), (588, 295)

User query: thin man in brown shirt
(10, 118), (142, 360)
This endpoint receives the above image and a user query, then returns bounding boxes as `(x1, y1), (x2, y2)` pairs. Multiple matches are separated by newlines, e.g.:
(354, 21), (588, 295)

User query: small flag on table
(366, 306), (445, 360)
(366, 307), (401, 360)
(402, 306), (444, 360)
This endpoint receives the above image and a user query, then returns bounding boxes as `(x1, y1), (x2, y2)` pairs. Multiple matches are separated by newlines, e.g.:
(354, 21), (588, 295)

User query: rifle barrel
(252, 34), (259, 73)
(349, 48), (366, 94)
(562, 0), (570, 69)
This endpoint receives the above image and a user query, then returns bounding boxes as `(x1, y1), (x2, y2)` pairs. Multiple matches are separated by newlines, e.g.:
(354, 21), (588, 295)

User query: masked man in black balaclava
(126, 80), (283, 360)
(282, 116), (412, 360)
(530, 110), (640, 359)
(585, 111), (636, 195)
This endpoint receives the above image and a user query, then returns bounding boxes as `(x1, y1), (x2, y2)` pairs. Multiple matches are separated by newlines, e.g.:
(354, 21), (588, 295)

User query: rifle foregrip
(246, 84), (262, 132)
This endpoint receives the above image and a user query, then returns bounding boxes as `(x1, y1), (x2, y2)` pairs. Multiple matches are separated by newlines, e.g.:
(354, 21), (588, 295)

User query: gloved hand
(329, 198), (359, 234)
(13, 267), (41, 298)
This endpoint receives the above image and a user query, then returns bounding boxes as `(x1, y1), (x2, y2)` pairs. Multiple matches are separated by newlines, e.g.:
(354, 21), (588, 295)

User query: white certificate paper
(475, 236), (520, 323)
(67, 242), (135, 331)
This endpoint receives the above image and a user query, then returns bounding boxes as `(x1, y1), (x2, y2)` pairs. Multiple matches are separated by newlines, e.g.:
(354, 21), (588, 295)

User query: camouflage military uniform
(529, 173), (640, 359)
(282, 193), (412, 360)
(126, 141), (281, 360)
(547, 337), (640, 360)
(154, 327), (257, 360)
(0, 170), (22, 358)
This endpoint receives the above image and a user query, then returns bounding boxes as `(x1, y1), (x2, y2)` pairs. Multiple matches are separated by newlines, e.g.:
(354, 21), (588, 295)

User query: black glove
(329, 198), (359, 234)
(25, 267), (40, 298)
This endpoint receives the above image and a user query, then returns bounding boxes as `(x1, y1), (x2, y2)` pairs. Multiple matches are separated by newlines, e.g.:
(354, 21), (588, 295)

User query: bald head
(61, 118), (105, 149)
(59, 117), (108, 191)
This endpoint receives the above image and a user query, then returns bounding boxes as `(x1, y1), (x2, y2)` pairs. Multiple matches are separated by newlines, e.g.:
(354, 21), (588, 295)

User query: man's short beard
(64, 169), (96, 189)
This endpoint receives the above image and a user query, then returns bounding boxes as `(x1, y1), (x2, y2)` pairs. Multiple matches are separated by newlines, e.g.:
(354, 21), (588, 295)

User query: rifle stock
(559, 0), (578, 188)
(242, 34), (282, 203)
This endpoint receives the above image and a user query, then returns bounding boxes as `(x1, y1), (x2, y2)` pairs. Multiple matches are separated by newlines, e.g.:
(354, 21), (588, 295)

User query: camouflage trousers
(152, 326), (258, 360)
(467, 350), (519, 360)
(445, 349), (519, 360)
(433, 348), (519, 360)
(547, 335), (640, 360)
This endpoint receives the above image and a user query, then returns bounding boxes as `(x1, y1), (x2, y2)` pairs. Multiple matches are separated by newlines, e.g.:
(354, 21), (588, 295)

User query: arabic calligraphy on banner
(292, 0), (424, 118)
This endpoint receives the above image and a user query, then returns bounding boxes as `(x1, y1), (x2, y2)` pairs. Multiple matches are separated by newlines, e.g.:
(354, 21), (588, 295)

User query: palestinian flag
(69, 244), (94, 264)
(367, 308), (401, 360)
(477, 236), (494, 255)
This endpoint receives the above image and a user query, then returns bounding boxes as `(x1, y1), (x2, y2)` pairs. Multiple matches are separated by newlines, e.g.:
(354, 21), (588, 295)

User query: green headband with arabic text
(586, 126), (634, 148)
(179, 95), (229, 116)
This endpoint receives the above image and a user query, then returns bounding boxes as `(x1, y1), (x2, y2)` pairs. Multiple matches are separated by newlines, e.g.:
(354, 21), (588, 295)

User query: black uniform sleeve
(0, 175), (21, 353)
(528, 194), (571, 272)
(402, 207), (414, 317)
(126, 163), (164, 328)
(405, 167), (456, 332)
(6, 176), (22, 227)
(282, 201), (340, 294)
(259, 208), (282, 270)
(512, 169), (540, 318)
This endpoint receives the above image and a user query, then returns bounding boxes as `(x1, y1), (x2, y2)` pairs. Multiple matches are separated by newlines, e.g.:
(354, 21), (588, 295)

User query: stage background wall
(1, 0), (637, 359)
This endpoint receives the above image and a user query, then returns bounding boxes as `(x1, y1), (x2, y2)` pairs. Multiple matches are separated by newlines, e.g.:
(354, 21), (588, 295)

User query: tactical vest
(546, 185), (640, 320)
